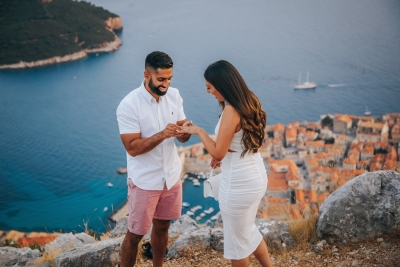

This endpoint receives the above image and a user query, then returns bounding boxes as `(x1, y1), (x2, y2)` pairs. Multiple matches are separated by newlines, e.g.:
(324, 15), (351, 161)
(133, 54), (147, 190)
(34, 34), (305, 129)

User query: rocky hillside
(1, 171), (399, 267)
(0, 0), (122, 68)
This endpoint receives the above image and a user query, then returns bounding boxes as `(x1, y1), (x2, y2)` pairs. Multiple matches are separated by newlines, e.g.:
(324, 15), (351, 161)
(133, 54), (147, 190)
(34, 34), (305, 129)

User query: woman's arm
(181, 105), (240, 161)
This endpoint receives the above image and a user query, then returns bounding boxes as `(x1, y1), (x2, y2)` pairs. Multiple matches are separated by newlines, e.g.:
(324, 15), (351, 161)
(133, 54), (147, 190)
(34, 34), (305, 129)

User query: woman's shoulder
(223, 104), (239, 116)
(221, 104), (240, 124)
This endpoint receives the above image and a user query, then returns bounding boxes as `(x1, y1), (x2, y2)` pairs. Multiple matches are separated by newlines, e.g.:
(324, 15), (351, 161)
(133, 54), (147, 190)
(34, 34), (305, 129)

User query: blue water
(1, 0), (399, 233)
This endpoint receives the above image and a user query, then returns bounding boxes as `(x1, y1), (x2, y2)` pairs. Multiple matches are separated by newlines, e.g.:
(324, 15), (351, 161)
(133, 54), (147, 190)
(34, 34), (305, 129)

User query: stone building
(356, 121), (389, 142)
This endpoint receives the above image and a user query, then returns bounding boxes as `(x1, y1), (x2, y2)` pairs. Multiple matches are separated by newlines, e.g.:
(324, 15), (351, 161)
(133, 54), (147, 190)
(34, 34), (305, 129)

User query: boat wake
(327, 83), (348, 88)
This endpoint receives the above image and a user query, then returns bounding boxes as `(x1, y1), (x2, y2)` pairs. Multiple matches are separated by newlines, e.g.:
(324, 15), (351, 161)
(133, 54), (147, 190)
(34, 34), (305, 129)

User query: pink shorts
(127, 179), (182, 235)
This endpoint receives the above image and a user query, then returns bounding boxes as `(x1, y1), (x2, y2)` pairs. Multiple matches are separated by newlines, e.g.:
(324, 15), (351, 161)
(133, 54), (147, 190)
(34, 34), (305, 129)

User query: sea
(1, 0), (399, 234)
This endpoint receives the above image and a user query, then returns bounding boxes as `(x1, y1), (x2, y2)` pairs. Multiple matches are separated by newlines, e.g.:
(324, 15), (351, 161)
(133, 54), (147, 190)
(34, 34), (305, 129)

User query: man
(116, 51), (191, 267)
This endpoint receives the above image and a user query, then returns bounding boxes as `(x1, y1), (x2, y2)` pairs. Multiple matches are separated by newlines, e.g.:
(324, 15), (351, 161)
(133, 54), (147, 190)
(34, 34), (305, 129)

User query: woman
(180, 60), (273, 267)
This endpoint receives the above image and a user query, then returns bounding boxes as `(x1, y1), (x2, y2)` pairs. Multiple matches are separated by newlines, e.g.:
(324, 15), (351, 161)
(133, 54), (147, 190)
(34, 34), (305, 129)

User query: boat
(364, 106), (371, 116)
(103, 207), (108, 212)
(107, 182), (114, 187)
(294, 72), (317, 89)
(186, 211), (194, 216)
(210, 215), (218, 221)
(204, 207), (214, 214)
(117, 166), (127, 174)
(182, 202), (190, 208)
(200, 212), (206, 217)
(196, 216), (201, 221)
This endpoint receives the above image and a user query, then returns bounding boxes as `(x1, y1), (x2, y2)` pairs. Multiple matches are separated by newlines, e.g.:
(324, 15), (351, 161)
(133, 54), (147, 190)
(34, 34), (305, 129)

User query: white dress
(215, 114), (268, 260)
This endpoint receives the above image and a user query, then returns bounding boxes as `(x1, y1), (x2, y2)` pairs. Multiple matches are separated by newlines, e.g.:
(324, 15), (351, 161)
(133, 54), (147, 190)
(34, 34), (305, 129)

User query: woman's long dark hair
(204, 60), (267, 157)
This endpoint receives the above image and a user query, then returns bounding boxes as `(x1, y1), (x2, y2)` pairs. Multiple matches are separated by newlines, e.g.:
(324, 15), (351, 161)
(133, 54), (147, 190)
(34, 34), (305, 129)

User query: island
(0, 0), (123, 69)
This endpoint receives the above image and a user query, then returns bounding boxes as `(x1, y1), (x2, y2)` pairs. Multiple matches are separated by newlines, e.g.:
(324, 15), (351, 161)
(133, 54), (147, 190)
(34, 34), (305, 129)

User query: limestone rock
(0, 247), (45, 267)
(167, 227), (211, 258)
(44, 233), (96, 256)
(168, 215), (200, 238)
(54, 236), (123, 267)
(255, 219), (297, 251)
(210, 228), (224, 252)
(212, 212), (223, 228)
(109, 216), (128, 238)
(105, 17), (123, 31)
(317, 171), (400, 243)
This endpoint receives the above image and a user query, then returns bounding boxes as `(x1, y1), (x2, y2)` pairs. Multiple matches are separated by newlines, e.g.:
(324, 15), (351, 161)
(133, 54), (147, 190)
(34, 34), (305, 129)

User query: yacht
(294, 72), (317, 89)
(117, 166), (127, 174)
(107, 182), (114, 187)
(204, 207), (215, 214)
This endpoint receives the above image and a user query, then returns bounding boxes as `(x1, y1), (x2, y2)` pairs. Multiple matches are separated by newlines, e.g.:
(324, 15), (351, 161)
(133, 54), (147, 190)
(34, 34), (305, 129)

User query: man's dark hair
(145, 51), (173, 70)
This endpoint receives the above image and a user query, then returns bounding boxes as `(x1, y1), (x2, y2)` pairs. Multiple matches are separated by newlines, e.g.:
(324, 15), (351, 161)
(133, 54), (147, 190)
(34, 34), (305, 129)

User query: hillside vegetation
(0, 0), (119, 65)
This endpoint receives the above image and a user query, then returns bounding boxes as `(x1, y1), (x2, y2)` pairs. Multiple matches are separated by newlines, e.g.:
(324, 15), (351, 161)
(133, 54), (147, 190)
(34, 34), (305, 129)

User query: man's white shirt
(116, 81), (186, 190)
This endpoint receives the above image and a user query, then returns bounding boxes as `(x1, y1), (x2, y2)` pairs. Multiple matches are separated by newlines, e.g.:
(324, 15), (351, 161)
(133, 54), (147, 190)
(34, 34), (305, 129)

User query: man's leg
(151, 219), (170, 267)
(120, 230), (143, 267)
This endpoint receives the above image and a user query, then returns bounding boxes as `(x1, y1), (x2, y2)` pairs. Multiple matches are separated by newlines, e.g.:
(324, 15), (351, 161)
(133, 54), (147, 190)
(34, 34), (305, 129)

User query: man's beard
(149, 78), (168, 96)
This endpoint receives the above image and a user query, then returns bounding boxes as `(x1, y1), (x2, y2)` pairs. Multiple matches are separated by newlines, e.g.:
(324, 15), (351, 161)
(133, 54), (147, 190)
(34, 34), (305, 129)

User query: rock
(0, 51), (88, 70)
(210, 228), (224, 252)
(110, 215), (200, 240)
(54, 236), (123, 267)
(0, 247), (43, 267)
(44, 233), (96, 256)
(363, 248), (374, 254)
(105, 17), (123, 31)
(168, 215), (200, 238)
(317, 171), (400, 243)
(167, 228), (211, 258)
(255, 219), (296, 251)
(315, 240), (326, 249)
(212, 212), (223, 228)
(379, 242), (391, 249)
(109, 216), (128, 238)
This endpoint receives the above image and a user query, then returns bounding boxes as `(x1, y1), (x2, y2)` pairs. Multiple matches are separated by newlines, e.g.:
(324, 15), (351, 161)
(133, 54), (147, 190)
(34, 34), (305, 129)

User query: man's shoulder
(117, 87), (142, 113)
(120, 87), (142, 104)
(166, 86), (181, 98)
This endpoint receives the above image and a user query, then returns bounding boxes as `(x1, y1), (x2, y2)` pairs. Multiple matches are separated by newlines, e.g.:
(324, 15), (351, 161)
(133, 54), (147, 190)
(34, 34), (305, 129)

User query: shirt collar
(139, 80), (163, 103)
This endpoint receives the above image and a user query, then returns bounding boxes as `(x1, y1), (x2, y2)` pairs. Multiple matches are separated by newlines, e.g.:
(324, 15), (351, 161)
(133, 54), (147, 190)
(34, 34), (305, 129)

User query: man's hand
(162, 123), (182, 139)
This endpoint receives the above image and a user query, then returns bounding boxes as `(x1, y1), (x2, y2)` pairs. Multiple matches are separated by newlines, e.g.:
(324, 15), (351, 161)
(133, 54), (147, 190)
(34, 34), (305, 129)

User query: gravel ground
(135, 233), (400, 267)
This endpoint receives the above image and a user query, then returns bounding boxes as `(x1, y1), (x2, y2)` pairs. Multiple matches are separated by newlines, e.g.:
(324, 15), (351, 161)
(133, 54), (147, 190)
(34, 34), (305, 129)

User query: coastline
(0, 36), (122, 70)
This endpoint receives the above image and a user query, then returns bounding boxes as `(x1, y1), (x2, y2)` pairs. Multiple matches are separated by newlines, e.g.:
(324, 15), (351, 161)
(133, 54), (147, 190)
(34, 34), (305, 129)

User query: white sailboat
(364, 106), (371, 116)
(294, 72), (317, 89)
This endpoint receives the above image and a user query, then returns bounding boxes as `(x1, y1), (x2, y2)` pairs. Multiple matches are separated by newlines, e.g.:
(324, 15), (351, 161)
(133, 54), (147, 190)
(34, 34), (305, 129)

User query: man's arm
(120, 123), (182, 157)
(176, 119), (191, 143)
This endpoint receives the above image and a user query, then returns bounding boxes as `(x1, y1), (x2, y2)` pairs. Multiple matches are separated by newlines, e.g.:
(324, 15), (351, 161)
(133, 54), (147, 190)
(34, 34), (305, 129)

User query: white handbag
(203, 169), (222, 201)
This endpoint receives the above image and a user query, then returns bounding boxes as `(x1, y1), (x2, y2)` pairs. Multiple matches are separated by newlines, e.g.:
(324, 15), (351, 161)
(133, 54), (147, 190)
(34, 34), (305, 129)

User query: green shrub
(0, 0), (119, 65)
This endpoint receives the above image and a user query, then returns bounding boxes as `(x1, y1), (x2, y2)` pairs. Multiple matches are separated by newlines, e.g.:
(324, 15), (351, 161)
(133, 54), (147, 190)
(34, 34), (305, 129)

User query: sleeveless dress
(215, 113), (268, 260)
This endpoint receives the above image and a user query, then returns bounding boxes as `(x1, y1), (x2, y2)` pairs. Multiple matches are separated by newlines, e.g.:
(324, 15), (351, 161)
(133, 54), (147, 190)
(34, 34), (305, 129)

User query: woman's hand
(210, 158), (221, 169)
(180, 121), (202, 135)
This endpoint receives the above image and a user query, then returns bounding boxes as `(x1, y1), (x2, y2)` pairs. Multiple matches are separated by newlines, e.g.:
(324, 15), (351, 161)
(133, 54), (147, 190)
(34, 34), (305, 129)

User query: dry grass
(288, 214), (318, 245)
(34, 248), (62, 267)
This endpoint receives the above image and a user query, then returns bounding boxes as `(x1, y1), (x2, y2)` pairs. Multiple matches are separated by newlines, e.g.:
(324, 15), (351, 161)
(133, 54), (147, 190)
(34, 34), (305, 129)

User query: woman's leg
(253, 239), (273, 267)
(231, 257), (249, 267)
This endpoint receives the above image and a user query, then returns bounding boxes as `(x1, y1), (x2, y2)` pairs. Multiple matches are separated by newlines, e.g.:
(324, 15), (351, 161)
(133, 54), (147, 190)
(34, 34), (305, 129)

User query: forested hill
(0, 0), (121, 66)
